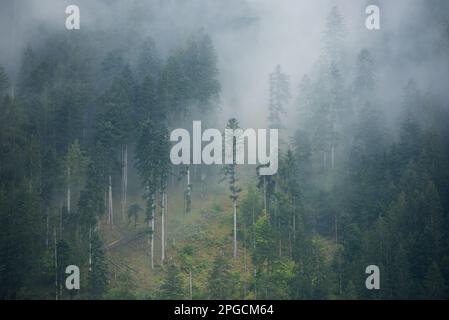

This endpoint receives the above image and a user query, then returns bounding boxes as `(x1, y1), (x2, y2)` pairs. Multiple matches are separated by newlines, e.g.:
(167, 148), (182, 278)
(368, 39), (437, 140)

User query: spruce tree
(208, 253), (235, 299)
(221, 118), (242, 258)
(0, 66), (9, 93)
(87, 231), (108, 299)
(160, 263), (185, 299)
(268, 64), (290, 129)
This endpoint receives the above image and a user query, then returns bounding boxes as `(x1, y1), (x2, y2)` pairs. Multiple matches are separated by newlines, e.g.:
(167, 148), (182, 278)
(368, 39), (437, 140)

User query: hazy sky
(1, 0), (448, 129)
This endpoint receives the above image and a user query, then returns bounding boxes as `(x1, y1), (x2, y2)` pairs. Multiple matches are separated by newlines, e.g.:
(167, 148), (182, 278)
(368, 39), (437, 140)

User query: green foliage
(106, 273), (138, 300)
(1, 4), (449, 301)
(160, 263), (185, 299)
(78, 162), (105, 229)
(268, 65), (290, 129)
(0, 66), (9, 93)
(221, 118), (242, 200)
(127, 204), (143, 228)
(88, 231), (108, 299)
(208, 253), (237, 299)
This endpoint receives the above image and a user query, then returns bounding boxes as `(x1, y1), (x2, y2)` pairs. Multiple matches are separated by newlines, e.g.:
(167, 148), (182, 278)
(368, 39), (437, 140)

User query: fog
(1, 0), (448, 129)
(2, 0), (449, 300)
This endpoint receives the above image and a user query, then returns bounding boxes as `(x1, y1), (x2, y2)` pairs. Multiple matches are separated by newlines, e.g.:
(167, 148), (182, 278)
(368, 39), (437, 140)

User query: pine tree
(423, 261), (447, 299)
(135, 117), (170, 267)
(127, 204), (142, 228)
(195, 33), (220, 107)
(323, 6), (345, 65)
(208, 253), (235, 299)
(64, 139), (90, 214)
(78, 162), (105, 231)
(135, 118), (160, 270)
(268, 65), (290, 129)
(137, 74), (159, 123)
(353, 49), (375, 106)
(221, 118), (242, 258)
(278, 150), (302, 244)
(0, 66), (9, 93)
(256, 165), (276, 217)
(17, 46), (37, 97)
(135, 36), (161, 82)
(87, 231), (108, 299)
(100, 50), (125, 90)
(97, 65), (136, 223)
(160, 263), (185, 299)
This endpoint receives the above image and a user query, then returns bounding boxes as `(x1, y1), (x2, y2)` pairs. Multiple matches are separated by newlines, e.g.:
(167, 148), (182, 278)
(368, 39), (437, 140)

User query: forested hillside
(1, 0), (449, 300)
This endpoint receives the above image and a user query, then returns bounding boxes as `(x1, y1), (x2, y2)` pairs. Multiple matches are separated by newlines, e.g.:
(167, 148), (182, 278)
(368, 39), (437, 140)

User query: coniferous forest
(1, 0), (449, 300)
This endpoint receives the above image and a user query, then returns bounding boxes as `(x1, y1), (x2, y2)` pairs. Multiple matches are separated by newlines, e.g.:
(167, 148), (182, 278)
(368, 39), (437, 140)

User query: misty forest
(1, 0), (449, 300)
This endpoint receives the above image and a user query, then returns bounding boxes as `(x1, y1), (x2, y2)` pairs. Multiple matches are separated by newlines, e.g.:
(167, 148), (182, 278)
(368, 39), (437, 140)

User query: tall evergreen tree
(160, 263), (185, 299)
(87, 231), (108, 299)
(221, 118), (242, 258)
(268, 65), (290, 129)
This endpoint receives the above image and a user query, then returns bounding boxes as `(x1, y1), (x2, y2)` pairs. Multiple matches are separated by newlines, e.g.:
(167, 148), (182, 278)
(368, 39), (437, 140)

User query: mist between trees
(1, 0), (449, 300)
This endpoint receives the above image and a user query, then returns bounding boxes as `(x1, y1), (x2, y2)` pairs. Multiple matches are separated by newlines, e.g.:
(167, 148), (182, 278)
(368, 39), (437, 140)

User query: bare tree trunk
(263, 177), (267, 215)
(121, 144), (128, 220)
(161, 192), (166, 265)
(254, 267), (257, 299)
(289, 229), (292, 258)
(108, 175), (113, 226)
(334, 214), (338, 244)
(150, 192), (155, 269)
(46, 208), (49, 249)
(54, 228), (58, 300)
(150, 219), (154, 270)
(189, 270), (193, 300)
(243, 244), (247, 299)
(60, 203), (63, 240)
(67, 167), (71, 213)
(252, 199), (256, 249)
(187, 166), (190, 190)
(185, 166), (191, 215)
(89, 226), (92, 272)
(233, 197), (237, 258)
(104, 190), (107, 217)
(331, 145), (335, 169)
